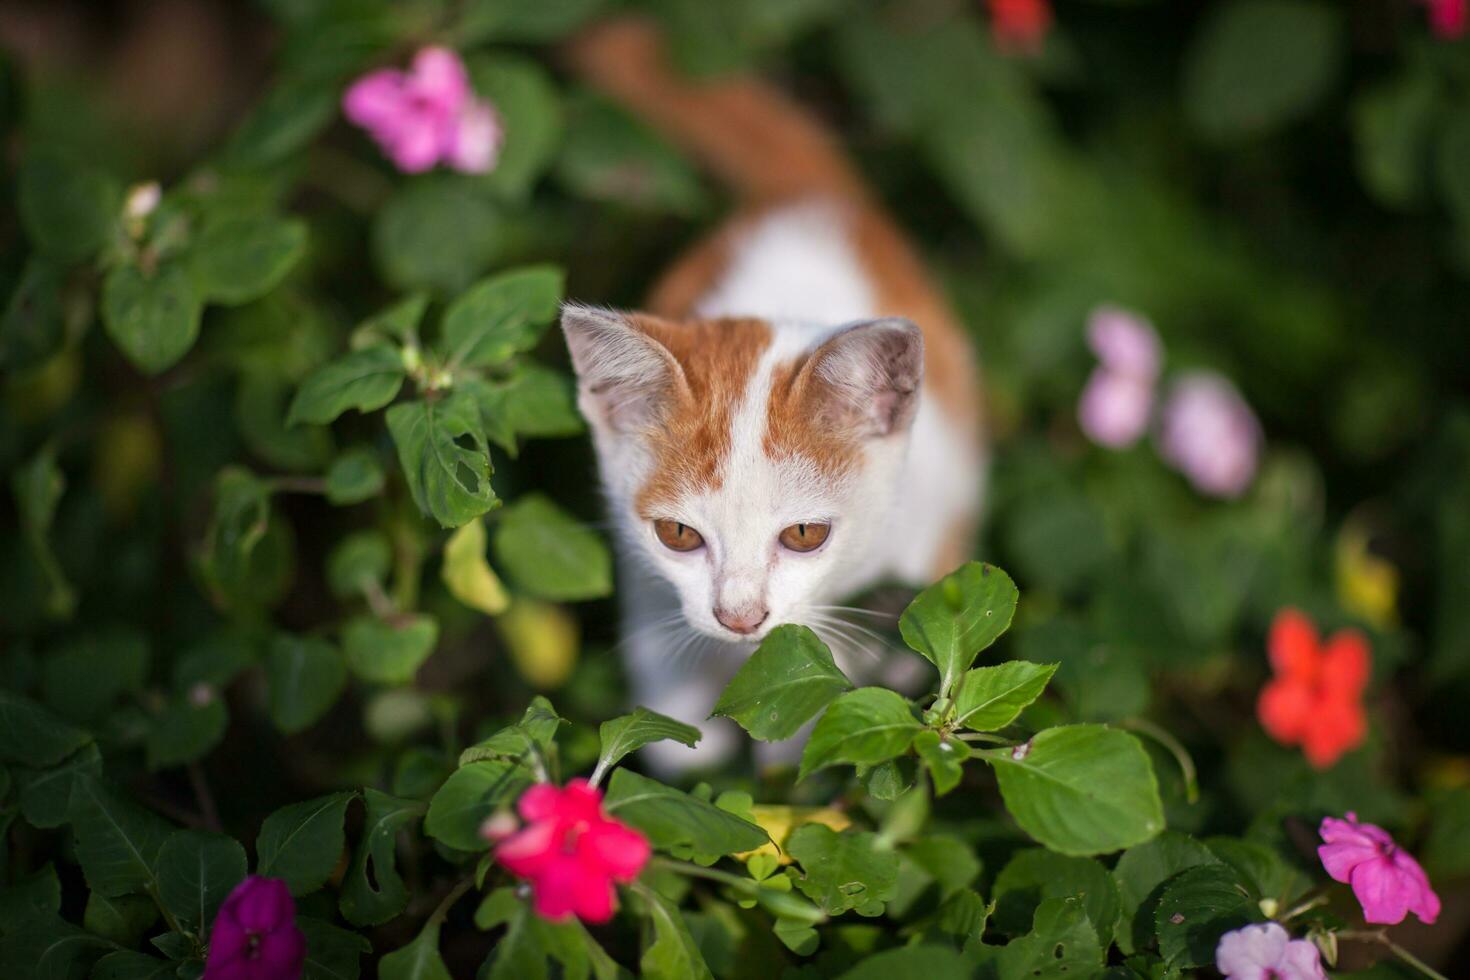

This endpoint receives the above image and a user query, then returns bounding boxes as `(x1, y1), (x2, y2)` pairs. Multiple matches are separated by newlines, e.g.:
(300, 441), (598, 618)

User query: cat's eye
(779, 522), (831, 553)
(654, 519), (705, 552)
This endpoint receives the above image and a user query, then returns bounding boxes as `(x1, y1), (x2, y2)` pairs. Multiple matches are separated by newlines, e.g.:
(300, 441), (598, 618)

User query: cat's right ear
(561, 304), (683, 433)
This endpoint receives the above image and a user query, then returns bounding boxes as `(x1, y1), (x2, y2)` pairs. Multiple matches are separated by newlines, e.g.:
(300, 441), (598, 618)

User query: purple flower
(1078, 368), (1154, 447)
(203, 876), (306, 980)
(1087, 306), (1161, 380)
(343, 47), (503, 175)
(1215, 922), (1326, 980)
(1156, 371), (1262, 498)
(1319, 812), (1441, 926)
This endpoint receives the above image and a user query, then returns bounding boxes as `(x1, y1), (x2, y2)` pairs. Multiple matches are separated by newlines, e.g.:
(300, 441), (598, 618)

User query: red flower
(988, 0), (1053, 53)
(494, 779), (651, 923)
(1256, 609), (1370, 769)
(1423, 0), (1467, 38)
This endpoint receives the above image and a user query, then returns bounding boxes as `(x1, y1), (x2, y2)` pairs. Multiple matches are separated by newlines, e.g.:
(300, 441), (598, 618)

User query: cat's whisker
(809, 604), (895, 622)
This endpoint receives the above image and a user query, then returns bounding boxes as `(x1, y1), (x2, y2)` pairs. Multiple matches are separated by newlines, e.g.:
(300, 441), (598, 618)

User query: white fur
(568, 198), (984, 772)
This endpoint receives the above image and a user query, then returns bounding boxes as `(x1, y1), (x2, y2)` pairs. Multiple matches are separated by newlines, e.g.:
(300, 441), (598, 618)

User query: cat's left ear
(804, 318), (924, 437)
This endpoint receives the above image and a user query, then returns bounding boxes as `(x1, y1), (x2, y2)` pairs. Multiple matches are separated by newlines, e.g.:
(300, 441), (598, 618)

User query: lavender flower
(1157, 371), (1262, 498)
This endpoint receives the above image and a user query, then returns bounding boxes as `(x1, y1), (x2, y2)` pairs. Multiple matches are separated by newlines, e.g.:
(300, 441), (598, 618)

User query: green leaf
(712, 624), (852, 741)
(343, 614), (439, 685)
(492, 494), (611, 600)
(1112, 832), (1222, 954)
(1182, 0), (1343, 143)
(236, 373), (336, 472)
(951, 661), (1056, 732)
(225, 76), (336, 167)
(372, 176), (507, 294)
(0, 863), (61, 920)
(41, 630), (150, 723)
(904, 835), (982, 899)
(101, 261), (203, 374)
(425, 760), (533, 852)
(554, 94), (706, 214)
(18, 147), (120, 262)
(325, 447), (386, 506)
(380, 919), (451, 980)
(467, 54), (564, 201)
(287, 346), (406, 426)
(91, 951), (175, 980)
(255, 791), (355, 896)
(187, 214), (307, 305)
(12, 444), (76, 620)
(156, 829), (248, 934)
(594, 707), (701, 780)
(299, 916), (371, 980)
(1153, 864), (1258, 969)
(1353, 66), (1438, 210)
(267, 634), (347, 734)
(441, 518), (510, 615)
(464, 364), (584, 455)
(340, 789), (425, 927)
(913, 730), (969, 797)
(458, 697), (562, 766)
(69, 775), (172, 897)
(1, 259), (69, 372)
(353, 293), (431, 347)
(898, 562), (1019, 696)
(440, 265), (563, 369)
(787, 824), (898, 916)
(144, 695), (227, 770)
(0, 689), (91, 767)
(387, 392), (498, 528)
(798, 688), (920, 780)
(835, 945), (969, 980)
(16, 743), (103, 828)
(84, 892), (158, 948)
(992, 849), (1122, 949)
(984, 725), (1164, 856)
(993, 897), (1104, 979)
(326, 530), (392, 599)
(639, 887), (713, 980)
(603, 769), (768, 860)
(198, 467), (293, 614)
(0, 912), (116, 980)
(458, 0), (605, 43)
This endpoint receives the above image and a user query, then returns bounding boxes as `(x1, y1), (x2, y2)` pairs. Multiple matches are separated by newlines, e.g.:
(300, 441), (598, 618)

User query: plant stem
(1120, 717), (1199, 804)
(188, 762), (222, 833)
(427, 876), (475, 929)
(954, 732), (1012, 745)
(1338, 929), (1450, 980)
(269, 476), (328, 495)
(651, 857), (752, 891)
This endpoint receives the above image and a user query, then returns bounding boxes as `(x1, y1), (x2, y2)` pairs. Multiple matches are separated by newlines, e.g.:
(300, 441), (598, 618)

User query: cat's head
(562, 304), (923, 641)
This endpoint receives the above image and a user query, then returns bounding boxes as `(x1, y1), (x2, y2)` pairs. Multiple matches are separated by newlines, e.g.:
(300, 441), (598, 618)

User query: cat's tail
(562, 18), (867, 205)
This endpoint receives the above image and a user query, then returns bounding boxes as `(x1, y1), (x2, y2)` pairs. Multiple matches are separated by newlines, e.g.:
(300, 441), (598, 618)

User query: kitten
(561, 20), (986, 770)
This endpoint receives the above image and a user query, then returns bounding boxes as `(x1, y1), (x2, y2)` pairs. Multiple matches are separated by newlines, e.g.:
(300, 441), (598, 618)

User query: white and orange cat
(561, 21), (986, 769)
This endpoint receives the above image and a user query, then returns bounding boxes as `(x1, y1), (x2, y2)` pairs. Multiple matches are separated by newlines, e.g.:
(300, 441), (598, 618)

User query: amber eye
(654, 519), (705, 552)
(779, 522), (831, 553)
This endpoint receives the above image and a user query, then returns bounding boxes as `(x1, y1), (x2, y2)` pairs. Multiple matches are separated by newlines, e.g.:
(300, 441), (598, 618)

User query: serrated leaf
(786, 824), (898, 916)
(84, 892), (158, 948)
(951, 661), (1056, 732)
(187, 214), (307, 305)
(994, 897), (1104, 979)
(101, 261), (203, 375)
(340, 789), (425, 927)
(442, 518), (509, 615)
(913, 729), (969, 797)
(899, 562), (1019, 696)
(440, 265), (563, 369)
(0, 690), (92, 767)
(458, 697), (563, 766)
(604, 769), (768, 859)
(1113, 832), (1222, 954)
(492, 494), (611, 600)
(156, 829), (247, 934)
(712, 624), (851, 741)
(380, 918), (452, 980)
(464, 364), (584, 455)
(594, 707), (700, 780)
(69, 776), (172, 897)
(255, 791), (355, 895)
(267, 634), (346, 734)
(425, 760), (533, 852)
(343, 614), (439, 685)
(387, 392), (497, 528)
(287, 346), (406, 426)
(16, 742), (103, 828)
(639, 886), (713, 980)
(993, 848), (1122, 949)
(1153, 864), (1258, 969)
(798, 688), (920, 780)
(0, 912), (116, 980)
(984, 725), (1164, 856)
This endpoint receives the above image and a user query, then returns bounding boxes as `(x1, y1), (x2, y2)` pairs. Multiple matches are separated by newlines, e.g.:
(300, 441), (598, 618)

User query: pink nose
(714, 606), (768, 635)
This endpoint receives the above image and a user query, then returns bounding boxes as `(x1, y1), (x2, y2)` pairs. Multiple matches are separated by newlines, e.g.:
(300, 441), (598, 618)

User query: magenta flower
(1215, 922), (1326, 980)
(1319, 812), (1441, 926)
(203, 876), (306, 980)
(494, 778), (651, 923)
(1156, 371), (1262, 498)
(1078, 305), (1161, 448)
(342, 47), (503, 174)
(1423, 0), (1467, 38)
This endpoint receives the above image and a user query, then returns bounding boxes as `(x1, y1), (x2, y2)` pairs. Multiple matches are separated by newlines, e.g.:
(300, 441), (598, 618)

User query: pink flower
(988, 0), (1053, 53)
(1078, 368), (1154, 447)
(203, 877), (305, 980)
(342, 47), (503, 174)
(1215, 922), (1326, 980)
(1318, 812), (1441, 926)
(1157, 371), (1262, 498)
(1087, 306), (1162, 379)
(494, 778), (651, 923)
(1423, 0), (1467, 38)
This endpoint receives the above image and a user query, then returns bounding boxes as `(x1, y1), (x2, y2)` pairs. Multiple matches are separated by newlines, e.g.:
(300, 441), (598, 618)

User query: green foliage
(786, 825), (897, 916)
(155, 831), (247, 935)
(387, 392), (498, 528)
(492, 493), (612, 599)
(603, 769), (769, 860)
(255, 792), (356, 895)
(713, 624), (852, 741)
(898, 562), (1018, 696)
(595, 707), (701, 778)
(799, 688), (921, 779)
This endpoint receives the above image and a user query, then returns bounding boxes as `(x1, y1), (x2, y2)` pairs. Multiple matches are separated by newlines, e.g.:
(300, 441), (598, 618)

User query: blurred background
(2, 0), (1469, 971)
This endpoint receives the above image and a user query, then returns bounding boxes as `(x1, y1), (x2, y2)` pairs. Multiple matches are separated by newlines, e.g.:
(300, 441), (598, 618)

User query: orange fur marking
(763, 352), (863, 483)
(630, 314), (773, 517)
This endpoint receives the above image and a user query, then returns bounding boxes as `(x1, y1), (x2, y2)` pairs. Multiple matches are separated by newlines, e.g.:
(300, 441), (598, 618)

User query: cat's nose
(714, 606), (768, 636)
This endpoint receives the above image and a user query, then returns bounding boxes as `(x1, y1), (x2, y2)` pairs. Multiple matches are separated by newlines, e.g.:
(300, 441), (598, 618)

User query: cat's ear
(805, 318), (924, 437)
(561, 304), (684, 433)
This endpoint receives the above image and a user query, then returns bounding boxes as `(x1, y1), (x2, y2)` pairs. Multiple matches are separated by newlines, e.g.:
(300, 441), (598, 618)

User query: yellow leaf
(735, 805), (852, 865)
(496, 598), (578, 689)
(1335, 522), (1398, 631)
(93, 412), (161, 520)
(441, 518), (509, 615)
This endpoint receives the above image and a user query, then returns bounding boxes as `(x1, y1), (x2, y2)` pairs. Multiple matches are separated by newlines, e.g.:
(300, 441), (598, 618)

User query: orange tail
(562, 18), (867, 204)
